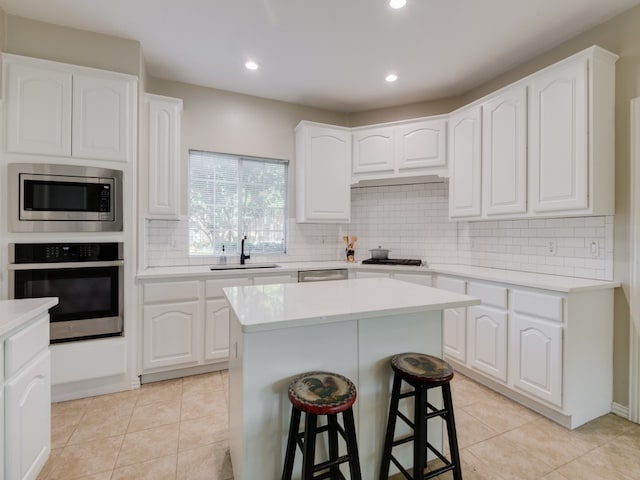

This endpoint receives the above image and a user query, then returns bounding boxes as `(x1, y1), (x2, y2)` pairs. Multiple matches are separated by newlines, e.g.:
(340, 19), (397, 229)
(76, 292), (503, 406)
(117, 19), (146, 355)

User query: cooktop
(361, 258), (423, 266)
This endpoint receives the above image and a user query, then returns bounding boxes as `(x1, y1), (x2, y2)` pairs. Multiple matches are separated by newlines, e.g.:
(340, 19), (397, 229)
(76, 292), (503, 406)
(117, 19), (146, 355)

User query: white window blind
(189, 150), (288, 255)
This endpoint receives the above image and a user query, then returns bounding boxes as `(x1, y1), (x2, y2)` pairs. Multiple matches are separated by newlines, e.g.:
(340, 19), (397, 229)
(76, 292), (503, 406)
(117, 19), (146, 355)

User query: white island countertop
(224, 277), (479, 333)
(0, 297), (58, 337)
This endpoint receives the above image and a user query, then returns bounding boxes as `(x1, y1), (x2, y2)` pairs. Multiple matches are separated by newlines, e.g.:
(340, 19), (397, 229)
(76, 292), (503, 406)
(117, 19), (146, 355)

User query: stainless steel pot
(369, 246), (391, 259)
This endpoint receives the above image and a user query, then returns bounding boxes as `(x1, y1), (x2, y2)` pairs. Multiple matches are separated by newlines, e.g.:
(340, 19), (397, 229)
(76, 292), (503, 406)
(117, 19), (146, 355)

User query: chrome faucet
(240, 235), (251, 265)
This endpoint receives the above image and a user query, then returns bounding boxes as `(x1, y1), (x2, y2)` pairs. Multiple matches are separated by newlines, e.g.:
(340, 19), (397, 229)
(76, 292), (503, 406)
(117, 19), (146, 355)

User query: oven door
(10, 262), (123, 343)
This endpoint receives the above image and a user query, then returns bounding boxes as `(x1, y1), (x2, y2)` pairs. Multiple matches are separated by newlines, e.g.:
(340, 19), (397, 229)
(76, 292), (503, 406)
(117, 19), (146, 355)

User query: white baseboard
(611, 402), (629, 419)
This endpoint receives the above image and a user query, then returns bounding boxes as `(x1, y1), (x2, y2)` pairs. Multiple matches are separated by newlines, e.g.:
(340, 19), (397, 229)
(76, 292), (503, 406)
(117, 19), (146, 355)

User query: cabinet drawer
(5, 314), (49, 378)
(513, 290), (563, 322)
(467, 282), (507, 309)
(437, 276), (466, 294)
(393, 273), (432, 286)
(144, 281), (199, 303)
(206, 278), (252, 298)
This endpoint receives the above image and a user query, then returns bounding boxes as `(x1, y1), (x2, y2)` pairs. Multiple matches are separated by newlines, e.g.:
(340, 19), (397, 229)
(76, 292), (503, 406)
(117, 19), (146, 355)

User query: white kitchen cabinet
(143, 94), (183, 219)
(0, 304), (54, 480)
(511, 314), (562, 407)
(448, 105), (482, 219)
(142, 281), (200, 370)
(3, 53), (137, 162)
(436, 271), (614, 429)
(466, 282), (508, 382)
(396, 118), (447, 172)
(143, 301), (200, 370)
(437, 276), (467, 363)
(351, 117), (448, 184)
(529, 46), (616, 216)
(5, 350), (51, 480)
(352, 125), (395, 174)
(295, 121), (351, 223)
(5, 61), (72, 156)
(72, 73), (134, 162)
(204, 277), (251, 362)
(393, 272), (433, 286)
(253, 274), (297, 285)
(482, 85), (528, 216)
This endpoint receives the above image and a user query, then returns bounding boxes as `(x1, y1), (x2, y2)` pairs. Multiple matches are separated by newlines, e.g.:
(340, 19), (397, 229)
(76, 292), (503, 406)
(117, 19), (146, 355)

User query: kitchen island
(224, 277), (479, 479)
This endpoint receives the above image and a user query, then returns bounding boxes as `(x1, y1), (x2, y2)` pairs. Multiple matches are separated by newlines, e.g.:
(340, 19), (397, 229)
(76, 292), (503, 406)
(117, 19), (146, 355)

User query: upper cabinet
(449, 105), (482, 219)
(351, 116), (448, 184)
(143, 93), (183, 220)
(295, 121), (351, 223)
(448, 45), (617, 221)
(3, 54), (137, 163)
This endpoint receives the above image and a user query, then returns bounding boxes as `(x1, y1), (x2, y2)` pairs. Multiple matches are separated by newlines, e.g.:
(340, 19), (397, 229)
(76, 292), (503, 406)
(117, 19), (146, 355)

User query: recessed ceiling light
(245, 61), (259, 70)
(385, 74), (398, 83)
(389, 0), (407, 9)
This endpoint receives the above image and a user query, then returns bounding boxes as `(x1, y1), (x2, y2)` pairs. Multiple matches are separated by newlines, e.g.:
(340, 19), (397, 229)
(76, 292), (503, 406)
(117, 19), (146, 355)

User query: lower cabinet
(5, 350), (51, 480)
(467, 304), (508, 382)
(1, 308), (52, 480)
(438, 274), (612, 429)
(353, 269), (432, 285)
(141, 273), (296, 376)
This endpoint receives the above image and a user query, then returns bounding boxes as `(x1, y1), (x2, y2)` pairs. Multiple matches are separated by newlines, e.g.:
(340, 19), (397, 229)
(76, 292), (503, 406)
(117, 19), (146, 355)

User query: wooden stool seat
(288, 371), (357, 415)
(391, 352), (454, 385)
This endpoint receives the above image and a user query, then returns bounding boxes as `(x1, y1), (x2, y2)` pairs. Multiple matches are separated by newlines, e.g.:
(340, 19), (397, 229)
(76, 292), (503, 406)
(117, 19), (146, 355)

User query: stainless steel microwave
(8, 163), (123, 232)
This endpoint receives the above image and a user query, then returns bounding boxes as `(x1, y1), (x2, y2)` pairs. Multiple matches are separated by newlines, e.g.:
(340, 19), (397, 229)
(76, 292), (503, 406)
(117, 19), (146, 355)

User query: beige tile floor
(38, 370), (640, 480)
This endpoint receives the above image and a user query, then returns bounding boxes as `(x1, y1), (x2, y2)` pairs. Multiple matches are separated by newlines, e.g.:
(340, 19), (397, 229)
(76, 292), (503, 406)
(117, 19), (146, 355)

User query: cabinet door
(5, 350), (51, 480)
(72, 73), (132, 162)
(6, 62), (72, 156)
(396, 119), (447, 172)
(449, 105), (482, 218)
(354, 271), (390, 279)
(530, 57), (588, 213)
(352, 126), (395, 174)
(253, 274), (297, 285)
(483, 86), (528, 216)
(145, 94), (182, 219)
(143, 301), (199, 370)
(205, 299), (231, 362)
(296, 123), (351, 223)
(393, 273), (433, 286)
(467, 304), (507, 382)
(512, 314), (563, 406)
(438, 276), (467, 363)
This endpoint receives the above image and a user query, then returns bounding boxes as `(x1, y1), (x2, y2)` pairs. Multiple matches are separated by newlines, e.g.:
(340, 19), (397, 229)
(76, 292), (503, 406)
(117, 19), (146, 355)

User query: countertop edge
(0, 297), (58, 337)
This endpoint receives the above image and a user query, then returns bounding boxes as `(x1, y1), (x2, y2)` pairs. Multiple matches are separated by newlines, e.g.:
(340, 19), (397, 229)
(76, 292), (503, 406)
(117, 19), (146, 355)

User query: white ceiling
(1, 0), (639, 112)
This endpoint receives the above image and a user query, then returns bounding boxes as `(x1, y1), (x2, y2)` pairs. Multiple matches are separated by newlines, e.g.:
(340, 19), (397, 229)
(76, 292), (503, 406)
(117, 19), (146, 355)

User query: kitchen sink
(209, 263), (280, 271)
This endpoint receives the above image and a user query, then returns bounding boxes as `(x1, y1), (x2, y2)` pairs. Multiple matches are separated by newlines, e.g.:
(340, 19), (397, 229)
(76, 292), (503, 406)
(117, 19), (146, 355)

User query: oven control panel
(11, 243), (122, 263)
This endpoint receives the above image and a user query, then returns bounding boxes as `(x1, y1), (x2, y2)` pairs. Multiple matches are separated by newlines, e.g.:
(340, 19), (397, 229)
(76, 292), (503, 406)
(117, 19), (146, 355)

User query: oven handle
(8, 260), (124, 270)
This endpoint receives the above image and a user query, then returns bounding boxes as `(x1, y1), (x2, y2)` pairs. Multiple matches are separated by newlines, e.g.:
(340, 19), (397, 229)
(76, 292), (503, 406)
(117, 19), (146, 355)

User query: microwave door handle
(8, 260), (124, 270)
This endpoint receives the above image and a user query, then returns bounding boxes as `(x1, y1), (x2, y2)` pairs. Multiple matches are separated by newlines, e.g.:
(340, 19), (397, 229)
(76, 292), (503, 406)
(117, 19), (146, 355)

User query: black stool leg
(342, 407), (362, 480)
(443, 383), (463, 480)
(327, 414), (341, 479)
(414, 385), (427, 480)
(379, 374), (402, 480)
(282, 407), (301, 480)
(302, 413), (318, 480)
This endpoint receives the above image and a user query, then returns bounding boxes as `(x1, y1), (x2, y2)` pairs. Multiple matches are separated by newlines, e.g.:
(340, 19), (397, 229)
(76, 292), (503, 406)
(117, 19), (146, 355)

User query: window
(189, 150), (288, 256)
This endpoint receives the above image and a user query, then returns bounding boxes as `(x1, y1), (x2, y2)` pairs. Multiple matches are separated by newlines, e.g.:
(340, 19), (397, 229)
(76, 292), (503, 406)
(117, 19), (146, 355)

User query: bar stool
(379, 353), (462, 480)
(282, 371), (362, 480)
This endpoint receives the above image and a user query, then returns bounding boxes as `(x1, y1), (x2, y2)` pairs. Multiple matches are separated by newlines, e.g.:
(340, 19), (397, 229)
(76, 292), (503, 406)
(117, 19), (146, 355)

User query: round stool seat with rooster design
(288, 371), (357, 416)
(391, 352), (454, 386)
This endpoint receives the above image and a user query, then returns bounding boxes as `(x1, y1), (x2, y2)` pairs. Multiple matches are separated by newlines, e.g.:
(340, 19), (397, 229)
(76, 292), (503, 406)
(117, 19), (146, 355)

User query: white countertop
(0, 297), (58, 337)
(429, 264), (620, 293)
(223, 277), (479, 333)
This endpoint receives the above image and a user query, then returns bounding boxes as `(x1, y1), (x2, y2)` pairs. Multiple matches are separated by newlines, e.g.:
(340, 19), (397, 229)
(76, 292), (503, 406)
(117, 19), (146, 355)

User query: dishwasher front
(297, 268), (349, 282)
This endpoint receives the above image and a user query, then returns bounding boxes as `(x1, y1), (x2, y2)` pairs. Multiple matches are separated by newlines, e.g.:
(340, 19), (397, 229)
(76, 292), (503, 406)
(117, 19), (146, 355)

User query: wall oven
(8, 163), (123, 232)
(9, 243), (124, 343)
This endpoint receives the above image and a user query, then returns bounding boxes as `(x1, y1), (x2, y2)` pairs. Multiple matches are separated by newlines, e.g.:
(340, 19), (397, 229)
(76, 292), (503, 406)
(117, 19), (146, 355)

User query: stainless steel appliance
(8, 163), (123, 232)
(298, 269), (349, 282)
(9, 242), (124, 343)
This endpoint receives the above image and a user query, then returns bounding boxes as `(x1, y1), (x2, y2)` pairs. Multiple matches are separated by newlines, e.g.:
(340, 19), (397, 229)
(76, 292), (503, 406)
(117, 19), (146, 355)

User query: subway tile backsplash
(145, 182), (614, 281)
